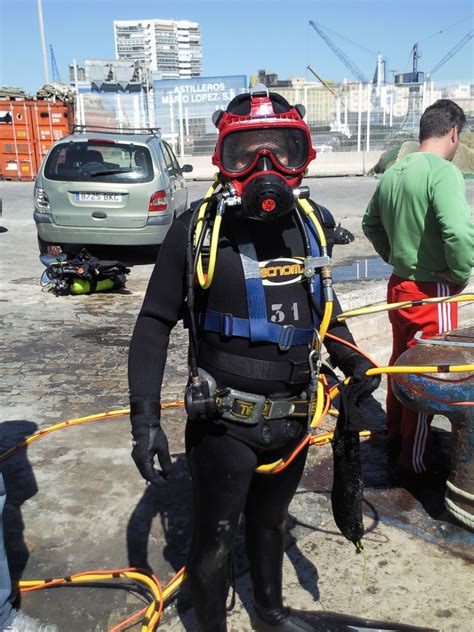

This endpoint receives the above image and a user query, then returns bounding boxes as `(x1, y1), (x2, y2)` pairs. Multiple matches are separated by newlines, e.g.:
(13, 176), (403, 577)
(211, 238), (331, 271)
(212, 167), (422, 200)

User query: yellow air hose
(194, 177), (222, 289)
(368, 364), (474, 376)
(335, 293), (474, 322)
(296, 198), (333, 342)
(196, 213), (223, 289)
(19, 568), (164, 632)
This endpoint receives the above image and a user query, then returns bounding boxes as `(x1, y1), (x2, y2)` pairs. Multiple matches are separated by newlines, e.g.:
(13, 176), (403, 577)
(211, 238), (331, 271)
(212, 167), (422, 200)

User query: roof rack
(72, 125), (161, 136)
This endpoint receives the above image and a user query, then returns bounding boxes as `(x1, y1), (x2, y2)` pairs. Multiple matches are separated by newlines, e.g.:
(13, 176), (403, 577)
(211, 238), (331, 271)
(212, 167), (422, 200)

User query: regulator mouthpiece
(240, 174), (295, 221)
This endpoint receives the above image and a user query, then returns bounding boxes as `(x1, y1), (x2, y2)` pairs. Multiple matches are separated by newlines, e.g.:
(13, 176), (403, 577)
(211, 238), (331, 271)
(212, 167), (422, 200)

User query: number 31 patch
(270, 302), (300, 323)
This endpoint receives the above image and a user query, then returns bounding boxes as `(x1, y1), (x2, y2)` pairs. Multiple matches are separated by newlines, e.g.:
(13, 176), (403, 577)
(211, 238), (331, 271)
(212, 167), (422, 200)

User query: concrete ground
(0, 177), (473, 632)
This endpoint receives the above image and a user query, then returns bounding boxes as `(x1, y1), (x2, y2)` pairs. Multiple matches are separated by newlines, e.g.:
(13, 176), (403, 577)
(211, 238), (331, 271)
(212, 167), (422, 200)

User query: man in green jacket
(362, 99), (473, 480)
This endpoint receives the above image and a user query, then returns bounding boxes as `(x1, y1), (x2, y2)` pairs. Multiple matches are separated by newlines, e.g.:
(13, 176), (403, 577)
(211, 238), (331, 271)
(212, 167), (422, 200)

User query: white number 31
(270, 302), (299, 323)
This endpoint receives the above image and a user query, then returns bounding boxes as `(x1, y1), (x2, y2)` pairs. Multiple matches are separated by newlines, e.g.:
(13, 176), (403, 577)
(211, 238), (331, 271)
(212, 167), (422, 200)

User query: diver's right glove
(130, 398), (172, 485)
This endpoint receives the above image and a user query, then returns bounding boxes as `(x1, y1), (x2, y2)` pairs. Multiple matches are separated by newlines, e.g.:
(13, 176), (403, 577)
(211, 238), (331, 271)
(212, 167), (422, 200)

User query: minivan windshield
(44, 141), (154, 183)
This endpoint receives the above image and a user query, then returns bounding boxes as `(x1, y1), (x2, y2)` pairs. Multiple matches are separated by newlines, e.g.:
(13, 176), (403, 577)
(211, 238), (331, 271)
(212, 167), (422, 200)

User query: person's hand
(345, 356), (381, 402)
(333, 223), (355, 245)
(131, 419), (172, 485)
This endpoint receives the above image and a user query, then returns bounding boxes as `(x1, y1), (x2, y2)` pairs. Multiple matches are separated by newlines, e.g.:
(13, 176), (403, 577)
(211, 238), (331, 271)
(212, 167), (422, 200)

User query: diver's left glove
(342, 354), (381, 402)
(130, 398), (172, 485)
(333, 223), (355, 245)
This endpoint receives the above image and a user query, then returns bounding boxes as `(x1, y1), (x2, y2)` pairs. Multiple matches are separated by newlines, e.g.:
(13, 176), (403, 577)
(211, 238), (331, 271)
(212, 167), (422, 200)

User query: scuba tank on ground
(40, 248), (130, 296)
(69, 277), (116, 295)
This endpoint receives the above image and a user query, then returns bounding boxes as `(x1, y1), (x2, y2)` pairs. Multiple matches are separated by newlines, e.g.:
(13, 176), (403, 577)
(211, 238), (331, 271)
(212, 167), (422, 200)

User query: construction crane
(50, 44), (62, 82)
(428, 30), (473, 77)
(410, 43), (421, 75)
(306, 65), (340, 99)
(308, 20), (368, 83)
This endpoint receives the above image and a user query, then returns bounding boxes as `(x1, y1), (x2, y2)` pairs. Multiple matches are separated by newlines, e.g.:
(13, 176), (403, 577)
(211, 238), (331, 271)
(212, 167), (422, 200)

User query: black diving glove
(333, 223), (355, 244)
(130, 399), (172, 484)
(343, 354), (381, 402)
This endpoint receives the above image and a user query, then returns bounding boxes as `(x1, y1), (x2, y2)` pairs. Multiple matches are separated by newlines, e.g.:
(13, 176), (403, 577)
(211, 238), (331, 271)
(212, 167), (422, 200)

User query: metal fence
(75, 79), (473, 158)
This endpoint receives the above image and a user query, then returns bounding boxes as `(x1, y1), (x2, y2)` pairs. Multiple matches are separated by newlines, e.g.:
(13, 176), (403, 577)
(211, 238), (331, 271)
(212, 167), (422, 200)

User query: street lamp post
(37, 0), (50, 84)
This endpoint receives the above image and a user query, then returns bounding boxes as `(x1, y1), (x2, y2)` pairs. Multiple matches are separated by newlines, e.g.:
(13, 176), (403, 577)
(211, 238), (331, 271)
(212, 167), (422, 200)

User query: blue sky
(1, 0), (473, 93)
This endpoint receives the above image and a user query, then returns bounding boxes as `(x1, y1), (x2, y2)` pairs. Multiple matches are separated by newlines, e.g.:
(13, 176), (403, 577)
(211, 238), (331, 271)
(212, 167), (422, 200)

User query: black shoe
(386, 439), (401, 483)
(253, 607), (313, 631)
(252, 606), (437, 631)
(386, 439), (401, 464)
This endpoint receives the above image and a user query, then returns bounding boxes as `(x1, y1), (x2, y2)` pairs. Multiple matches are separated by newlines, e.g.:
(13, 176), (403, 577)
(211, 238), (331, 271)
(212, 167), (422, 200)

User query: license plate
(75, 192), (122, 202)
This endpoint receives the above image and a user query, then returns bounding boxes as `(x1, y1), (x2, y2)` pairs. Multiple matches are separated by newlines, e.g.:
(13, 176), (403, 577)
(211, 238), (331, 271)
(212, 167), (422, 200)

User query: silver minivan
(34, 129), (192, 254)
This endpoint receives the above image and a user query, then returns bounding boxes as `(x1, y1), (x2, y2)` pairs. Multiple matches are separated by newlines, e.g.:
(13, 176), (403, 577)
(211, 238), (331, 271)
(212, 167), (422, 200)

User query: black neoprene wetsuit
(128, 204), (361, 631)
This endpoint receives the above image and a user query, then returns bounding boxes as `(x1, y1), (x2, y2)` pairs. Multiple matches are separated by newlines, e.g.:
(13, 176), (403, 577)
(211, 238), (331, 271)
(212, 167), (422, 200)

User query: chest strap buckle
(265, 399), (296, 419)
(220, 313), (233, 337)
(279, 324), (295, 351)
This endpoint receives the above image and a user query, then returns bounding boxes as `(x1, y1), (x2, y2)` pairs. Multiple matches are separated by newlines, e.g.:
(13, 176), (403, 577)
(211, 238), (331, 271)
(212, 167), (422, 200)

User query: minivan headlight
(35, 187), (51, 212)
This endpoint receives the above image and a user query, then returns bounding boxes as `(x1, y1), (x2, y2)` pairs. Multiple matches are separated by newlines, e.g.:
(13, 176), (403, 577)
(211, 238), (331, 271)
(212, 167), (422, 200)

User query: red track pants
(386, 274), (460, 473)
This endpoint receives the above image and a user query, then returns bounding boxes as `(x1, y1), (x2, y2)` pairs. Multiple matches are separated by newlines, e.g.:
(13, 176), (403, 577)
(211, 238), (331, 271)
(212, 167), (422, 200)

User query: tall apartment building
(114, 19), (202, 79)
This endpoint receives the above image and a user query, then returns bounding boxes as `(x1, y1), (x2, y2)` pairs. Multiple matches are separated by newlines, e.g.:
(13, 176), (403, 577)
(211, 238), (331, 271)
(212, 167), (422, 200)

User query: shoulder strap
(302, 213), (324, 317)
(234, 223), (270, 342)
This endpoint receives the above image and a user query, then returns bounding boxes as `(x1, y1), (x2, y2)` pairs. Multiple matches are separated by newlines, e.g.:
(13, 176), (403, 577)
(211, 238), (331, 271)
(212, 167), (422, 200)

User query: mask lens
(220, 128), (308, 174)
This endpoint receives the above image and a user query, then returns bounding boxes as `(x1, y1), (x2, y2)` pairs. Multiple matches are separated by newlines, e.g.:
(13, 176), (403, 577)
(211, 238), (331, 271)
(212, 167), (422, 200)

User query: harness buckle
(278, 324), (295, 351)
(264, 400), (296, 420)
(217, 388), (266, 425)
(309, 329), (323, 383)
(220, 313), (233, 337)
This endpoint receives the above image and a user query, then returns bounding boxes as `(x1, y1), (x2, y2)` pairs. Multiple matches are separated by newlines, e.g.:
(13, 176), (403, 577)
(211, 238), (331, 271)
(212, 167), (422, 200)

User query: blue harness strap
(200, 310), (313, 347)
(303, 213), (324, 314)
(197, 213), (324, 349)
(236, 234), (271, 342)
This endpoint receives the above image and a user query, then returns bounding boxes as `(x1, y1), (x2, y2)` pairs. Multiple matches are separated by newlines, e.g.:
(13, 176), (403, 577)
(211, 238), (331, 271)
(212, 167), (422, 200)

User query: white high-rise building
(114, 19), (202, 79)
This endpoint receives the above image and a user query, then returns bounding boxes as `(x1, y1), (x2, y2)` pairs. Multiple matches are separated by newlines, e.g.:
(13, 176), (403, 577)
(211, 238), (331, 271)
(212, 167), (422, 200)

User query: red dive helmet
(212, 85), (316, 221)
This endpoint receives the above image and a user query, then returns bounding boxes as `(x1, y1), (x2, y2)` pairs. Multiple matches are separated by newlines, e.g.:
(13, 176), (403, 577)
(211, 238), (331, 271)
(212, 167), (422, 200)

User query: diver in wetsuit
(128, 87), (426, 632)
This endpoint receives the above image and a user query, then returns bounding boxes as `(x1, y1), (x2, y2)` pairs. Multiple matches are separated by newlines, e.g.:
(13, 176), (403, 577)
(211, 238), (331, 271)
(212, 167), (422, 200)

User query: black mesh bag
(331, 380), (367, 550)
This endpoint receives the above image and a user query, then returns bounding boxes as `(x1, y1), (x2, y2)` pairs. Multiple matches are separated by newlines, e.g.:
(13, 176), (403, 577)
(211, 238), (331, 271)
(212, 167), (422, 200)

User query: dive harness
(183, 180), (333, 432)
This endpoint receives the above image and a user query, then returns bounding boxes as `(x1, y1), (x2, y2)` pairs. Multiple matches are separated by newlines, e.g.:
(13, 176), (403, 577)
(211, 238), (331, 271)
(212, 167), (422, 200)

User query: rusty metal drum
(391, 325), (474, 530)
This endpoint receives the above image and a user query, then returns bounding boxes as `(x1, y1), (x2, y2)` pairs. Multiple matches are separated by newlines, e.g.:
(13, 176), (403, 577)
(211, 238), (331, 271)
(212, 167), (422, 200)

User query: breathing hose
(194, 179), (221, 288)
(333, 293), (474, 323)
(19, 567), (164, 632)
(297, 198), (334, 342)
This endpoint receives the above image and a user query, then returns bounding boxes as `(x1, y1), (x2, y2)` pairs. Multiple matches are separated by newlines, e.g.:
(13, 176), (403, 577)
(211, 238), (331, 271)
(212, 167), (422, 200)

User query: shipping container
(0, 98), (73, 180)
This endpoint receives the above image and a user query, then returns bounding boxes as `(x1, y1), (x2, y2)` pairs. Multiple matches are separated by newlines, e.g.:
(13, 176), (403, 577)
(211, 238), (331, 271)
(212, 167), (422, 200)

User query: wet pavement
(0, 178), (473, 631)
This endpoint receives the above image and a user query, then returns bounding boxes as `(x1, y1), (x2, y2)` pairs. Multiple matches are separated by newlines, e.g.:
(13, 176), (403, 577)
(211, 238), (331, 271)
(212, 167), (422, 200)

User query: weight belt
(215, 388), (314, 424)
